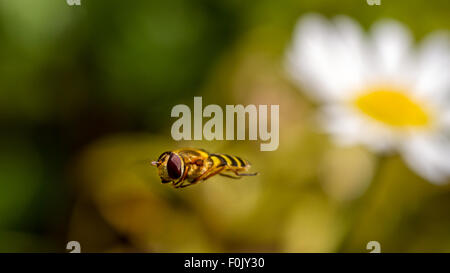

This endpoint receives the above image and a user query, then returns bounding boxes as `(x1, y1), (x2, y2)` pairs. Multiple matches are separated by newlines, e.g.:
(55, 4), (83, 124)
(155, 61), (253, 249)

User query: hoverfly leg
(219, 173), (242, 179)
(234, 171), (258, 176)
(172, 165), (190, 188)
(193, 166), (225, 182)
(175, 178), (199, 188)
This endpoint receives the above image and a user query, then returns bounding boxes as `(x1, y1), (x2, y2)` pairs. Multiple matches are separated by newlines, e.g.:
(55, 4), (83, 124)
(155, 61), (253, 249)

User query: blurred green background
(0, 0), (449, 252)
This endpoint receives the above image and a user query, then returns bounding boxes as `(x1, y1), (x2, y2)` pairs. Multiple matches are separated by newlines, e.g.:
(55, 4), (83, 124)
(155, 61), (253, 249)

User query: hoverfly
(151, 148), (258, 188)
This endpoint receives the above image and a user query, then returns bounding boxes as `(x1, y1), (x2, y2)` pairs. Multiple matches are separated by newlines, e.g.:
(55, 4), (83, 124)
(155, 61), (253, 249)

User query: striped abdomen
(209, 153), (250, 170)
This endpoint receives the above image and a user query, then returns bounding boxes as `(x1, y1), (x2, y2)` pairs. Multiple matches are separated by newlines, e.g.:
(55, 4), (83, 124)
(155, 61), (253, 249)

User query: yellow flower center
(353, 88), (430, 127)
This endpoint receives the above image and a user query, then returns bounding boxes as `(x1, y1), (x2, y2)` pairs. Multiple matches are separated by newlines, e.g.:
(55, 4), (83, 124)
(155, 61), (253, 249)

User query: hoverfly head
(152, 151), (184, 183)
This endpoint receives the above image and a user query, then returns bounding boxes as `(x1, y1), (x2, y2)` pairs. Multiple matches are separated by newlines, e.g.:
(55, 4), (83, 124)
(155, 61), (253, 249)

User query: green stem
(336, 155), (389, 252)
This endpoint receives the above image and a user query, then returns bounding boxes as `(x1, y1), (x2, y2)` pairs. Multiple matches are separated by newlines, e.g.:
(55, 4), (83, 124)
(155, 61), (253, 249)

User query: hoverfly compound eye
(167, 153), (182, 179)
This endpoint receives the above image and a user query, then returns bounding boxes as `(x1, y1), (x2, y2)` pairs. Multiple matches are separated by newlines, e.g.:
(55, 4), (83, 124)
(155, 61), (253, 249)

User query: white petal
(441, 110), (450, 128)
(370, 19), (414, 83)
(401, 135), (450, 184)
(320, 105), (395, 152)
(331, 15), (370, 96)
(286, 14), (337, 101)
(286, 14), (367, 102)
(412, 31), (450, 104)
(320, 105), (363, 145)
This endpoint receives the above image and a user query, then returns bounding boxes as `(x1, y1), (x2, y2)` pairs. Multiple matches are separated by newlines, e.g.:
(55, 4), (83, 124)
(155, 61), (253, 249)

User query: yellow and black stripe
(209, 153), (249, 169)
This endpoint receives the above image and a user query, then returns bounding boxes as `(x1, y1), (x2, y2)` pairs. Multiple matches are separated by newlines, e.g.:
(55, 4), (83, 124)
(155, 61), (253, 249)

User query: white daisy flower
(286, 14), (450, 184)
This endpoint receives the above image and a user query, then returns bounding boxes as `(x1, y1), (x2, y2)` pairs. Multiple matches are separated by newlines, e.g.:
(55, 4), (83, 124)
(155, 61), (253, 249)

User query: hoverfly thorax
(152, 151), (185, 183)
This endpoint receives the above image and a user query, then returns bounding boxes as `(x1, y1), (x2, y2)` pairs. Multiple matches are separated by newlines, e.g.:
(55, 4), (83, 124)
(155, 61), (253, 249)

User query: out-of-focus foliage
(0, 0), (449, 252)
